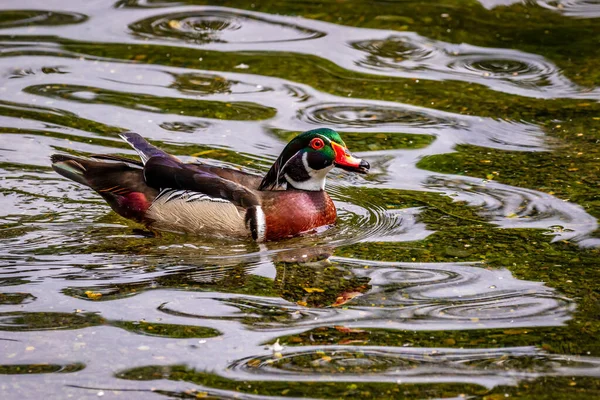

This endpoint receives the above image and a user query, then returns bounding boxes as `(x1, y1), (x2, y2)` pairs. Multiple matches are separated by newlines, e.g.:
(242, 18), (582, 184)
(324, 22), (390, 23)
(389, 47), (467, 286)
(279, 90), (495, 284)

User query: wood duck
(51, 128), (369, 242)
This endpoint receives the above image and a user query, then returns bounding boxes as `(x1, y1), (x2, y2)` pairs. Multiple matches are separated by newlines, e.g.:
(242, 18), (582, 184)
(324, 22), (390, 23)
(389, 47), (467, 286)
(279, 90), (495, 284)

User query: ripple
(158, 295), (338, 329)
(231, 346), (600, 382)
(426, 176), (600, 245)
(237, 349), (421, 374)
(332, 200), (433, 244)
(153, 258), (574, 331)
(537, 0), (600, 18)
(352, 34), (584, 97)
(352, 35), (437, 68)
(447, 54), (555, 88)
(0, 10), (87, 29)
(299, 102), (457, 129)
(129, 10), (325, 45)
(170, 72), (273, 96)
(256, 187), (434, 247)
(159, 120), (211, 133)
(463, 353), (594, 372)
(286, 99), (545, 152)
(341, 259), (574, 328)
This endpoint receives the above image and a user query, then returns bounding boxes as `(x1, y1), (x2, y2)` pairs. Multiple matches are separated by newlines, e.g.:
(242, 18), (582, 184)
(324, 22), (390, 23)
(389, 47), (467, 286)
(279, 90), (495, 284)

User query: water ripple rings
(0, 4), (595, 99)
(230, 346), (600, 383)
(425, 175), (600, 246)
(129, 10), (325, 44)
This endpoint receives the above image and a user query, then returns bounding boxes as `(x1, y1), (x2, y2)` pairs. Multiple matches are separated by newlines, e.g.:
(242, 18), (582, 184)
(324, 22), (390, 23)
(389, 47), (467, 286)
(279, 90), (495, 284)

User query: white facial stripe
(285, 152), (332, 191)
(254, 206), (266, 242)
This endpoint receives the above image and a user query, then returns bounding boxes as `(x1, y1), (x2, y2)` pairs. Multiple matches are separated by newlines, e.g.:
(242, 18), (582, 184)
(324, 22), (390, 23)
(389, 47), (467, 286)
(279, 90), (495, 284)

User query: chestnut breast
(261, 190), (336, 241)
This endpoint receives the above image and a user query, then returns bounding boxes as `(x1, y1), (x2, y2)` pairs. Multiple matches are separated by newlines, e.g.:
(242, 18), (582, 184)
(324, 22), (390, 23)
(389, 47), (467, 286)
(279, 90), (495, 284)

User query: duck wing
(188, 164), (264, 190)
(120, 132), (266, 240)
(143, 156), (261, 209)
(120, 131), (262, 207)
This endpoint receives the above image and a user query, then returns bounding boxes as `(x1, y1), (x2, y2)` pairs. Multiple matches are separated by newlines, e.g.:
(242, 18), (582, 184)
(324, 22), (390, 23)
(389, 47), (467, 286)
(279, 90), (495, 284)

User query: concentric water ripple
(171, 72), (273, 96)
(299, 102), (457, 129)
(152, 259), (574, 331)
(351, 34), (586, 97)
(129, 10), (325, 44)
(289, 99), (545, 152)
(0, 3), (595, 99)
(447, 55), (553, 88)
(228, 346), (600, 387)
(425, 175), (600, 246)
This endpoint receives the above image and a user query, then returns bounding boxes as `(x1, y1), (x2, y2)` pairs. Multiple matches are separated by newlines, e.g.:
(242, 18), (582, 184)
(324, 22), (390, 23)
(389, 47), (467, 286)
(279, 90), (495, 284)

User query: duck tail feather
(119, 131), (170, 164)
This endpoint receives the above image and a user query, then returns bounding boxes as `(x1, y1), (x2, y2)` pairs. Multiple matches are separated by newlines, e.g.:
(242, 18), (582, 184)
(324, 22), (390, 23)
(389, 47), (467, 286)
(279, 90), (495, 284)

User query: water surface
(1, 0), (600, 398)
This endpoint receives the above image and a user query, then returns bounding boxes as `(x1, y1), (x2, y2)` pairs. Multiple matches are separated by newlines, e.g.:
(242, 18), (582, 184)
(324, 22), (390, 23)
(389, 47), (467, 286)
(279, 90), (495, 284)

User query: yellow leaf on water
(303, 287), (325, 293)
(247, 359), (261, 368)
(168, 20), (181, 29)
(84, 291), (102, 300)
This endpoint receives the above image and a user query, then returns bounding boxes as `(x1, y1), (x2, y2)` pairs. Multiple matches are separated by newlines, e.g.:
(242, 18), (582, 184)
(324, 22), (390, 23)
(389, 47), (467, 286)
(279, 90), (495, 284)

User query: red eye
(310, 137), (325, 150)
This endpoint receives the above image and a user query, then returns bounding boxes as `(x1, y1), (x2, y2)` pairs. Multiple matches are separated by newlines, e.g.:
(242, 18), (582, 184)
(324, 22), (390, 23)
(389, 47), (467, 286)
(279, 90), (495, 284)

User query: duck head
(259, 128), (370, 191)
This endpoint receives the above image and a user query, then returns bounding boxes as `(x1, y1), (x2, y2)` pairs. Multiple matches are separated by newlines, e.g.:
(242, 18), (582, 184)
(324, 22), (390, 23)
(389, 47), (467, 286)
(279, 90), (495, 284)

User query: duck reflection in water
(273, 246), (370, 308)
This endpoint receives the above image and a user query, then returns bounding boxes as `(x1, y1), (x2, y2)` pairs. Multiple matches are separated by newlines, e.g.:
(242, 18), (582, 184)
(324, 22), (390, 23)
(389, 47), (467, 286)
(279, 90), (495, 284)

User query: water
(1, 0), (600, 398)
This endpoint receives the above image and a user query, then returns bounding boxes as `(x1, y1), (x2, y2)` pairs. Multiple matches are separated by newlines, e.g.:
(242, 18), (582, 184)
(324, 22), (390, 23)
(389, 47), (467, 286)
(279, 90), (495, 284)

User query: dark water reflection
(1, 0), (600, 399)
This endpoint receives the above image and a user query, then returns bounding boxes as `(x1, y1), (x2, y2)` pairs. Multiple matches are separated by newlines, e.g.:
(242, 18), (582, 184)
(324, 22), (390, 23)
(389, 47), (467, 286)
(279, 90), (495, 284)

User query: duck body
(51, 129), (369, 242)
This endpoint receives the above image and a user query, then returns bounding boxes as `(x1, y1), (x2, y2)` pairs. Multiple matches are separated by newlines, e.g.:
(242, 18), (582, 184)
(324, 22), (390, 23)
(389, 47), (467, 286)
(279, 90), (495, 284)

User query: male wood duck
(51, 128), (369, 242)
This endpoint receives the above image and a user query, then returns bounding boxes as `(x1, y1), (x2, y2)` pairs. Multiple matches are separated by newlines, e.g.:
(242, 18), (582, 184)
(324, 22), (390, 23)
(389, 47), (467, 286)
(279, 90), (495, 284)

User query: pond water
(1, 0), (600, 398)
